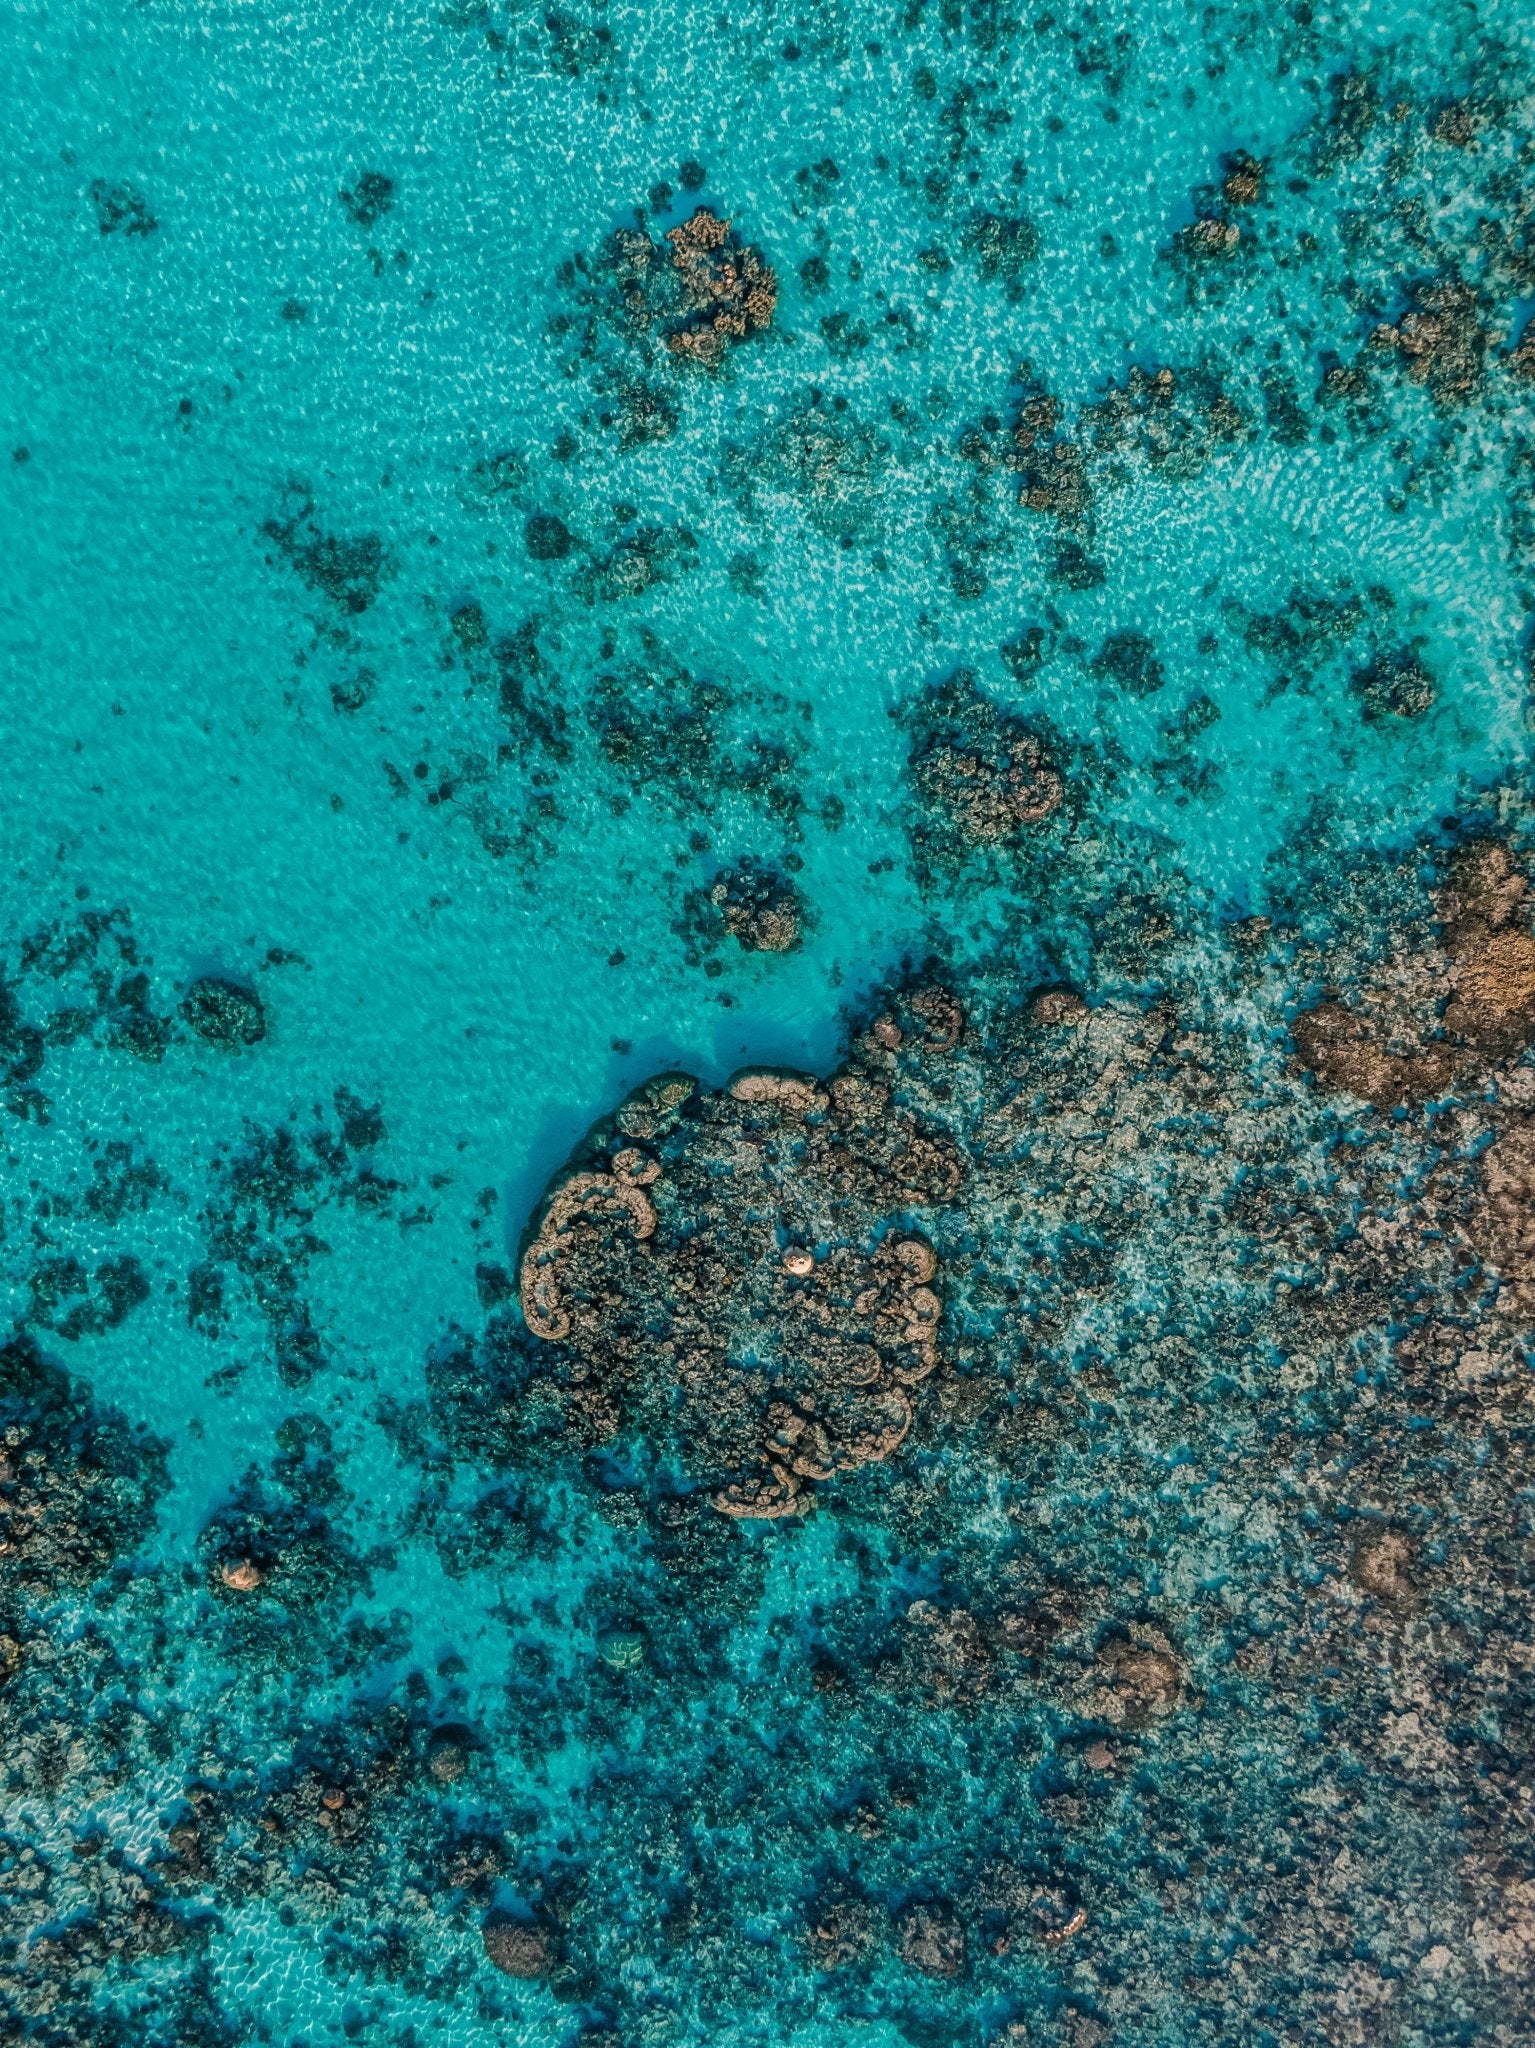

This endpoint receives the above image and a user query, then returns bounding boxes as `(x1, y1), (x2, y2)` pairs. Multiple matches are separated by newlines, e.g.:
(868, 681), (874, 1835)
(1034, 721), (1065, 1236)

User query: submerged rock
(181, 975), (265, 1048)
(483, 1918), (554, 1979)
(908, 668), (1063, 852)
(1349, 643), (1436, 721)
(706, 861), (805, 953)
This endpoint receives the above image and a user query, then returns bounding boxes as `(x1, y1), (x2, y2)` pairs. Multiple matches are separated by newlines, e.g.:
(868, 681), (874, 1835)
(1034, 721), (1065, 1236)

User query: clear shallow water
(2, 2), (1534, 2044)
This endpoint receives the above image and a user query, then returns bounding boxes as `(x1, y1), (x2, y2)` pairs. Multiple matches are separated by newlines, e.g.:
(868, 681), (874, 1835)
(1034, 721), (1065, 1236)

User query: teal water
(2, 2), (1534, 2043)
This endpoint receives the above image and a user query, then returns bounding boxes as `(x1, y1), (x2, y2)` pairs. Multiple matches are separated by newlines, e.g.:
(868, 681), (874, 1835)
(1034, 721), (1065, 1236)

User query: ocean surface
(1, 2), (1533, 2043)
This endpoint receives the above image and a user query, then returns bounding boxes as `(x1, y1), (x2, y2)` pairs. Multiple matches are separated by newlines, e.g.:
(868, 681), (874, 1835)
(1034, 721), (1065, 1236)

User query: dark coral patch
(181, 976), (265, 1049)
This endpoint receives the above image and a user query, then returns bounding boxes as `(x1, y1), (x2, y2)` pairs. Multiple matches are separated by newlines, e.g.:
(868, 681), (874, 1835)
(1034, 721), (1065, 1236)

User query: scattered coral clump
(661, 207), (778, 363)
(730, 391), (892, 537)
(1368, 273), (1488, 407)
(587, 203), (776, 370)
(908, 667), (1063, 855)
(181, 974), (265, 1048)
(1078, 361), (1248, 475)
(703, 860), (805, 952)
(1012, 390), (1091, 524)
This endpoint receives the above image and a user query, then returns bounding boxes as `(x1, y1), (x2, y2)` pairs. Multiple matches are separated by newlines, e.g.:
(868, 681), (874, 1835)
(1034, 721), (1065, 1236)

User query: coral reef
(181, 975), (265, 1049)
(15, 9), (1535, 2045)
(192, 1091), (402, 1384)
(338, 169), (394, 231)
(89, 178), (156, 237)
(483, 835), (1535, 2042)
(1368, 273), (1488, 408)
(515, 1047), (954, 1515)
(684, 858), (807, 956)
(908, 667), (1064, 857)
(0, 1333), (166, 1620)
(1, 904), (176, 1116)
(729, 391), (892, 538)
(261, 484), (390, 617)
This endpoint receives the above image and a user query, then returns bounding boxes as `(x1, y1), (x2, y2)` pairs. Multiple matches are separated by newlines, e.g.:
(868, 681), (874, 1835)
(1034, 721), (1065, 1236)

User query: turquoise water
(2, 1), (1534, 2042)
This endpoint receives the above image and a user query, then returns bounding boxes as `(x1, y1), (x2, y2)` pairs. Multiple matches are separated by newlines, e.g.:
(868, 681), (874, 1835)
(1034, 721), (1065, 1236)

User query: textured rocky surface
(4, 0), (1535, 2041)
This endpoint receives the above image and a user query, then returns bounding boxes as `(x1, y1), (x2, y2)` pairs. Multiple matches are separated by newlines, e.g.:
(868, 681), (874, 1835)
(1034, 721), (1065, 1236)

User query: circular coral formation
(482, 1919), (554, 1979)
(515, 1010), (962, 1516)
(524, 511), (574, 561)
(518, 1151), (660, 1344)
(1350, 643), (1436, 721)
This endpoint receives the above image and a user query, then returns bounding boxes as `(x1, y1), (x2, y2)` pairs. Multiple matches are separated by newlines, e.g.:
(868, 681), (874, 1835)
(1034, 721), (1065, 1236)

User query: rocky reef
(6, 834), (1535, 2045)
(11, 4), (1535, 2043)
(909, 667), (1064, 855)
(516, 1041), (955, 1516)
(482, 827), (1535, 2044)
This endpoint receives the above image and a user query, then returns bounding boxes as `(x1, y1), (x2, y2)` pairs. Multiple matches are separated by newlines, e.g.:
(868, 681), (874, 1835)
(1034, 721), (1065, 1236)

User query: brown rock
(1446, 927), (1535, 1052)
(483, 1919), (554, 1979)
(898, 1904), (966, 1978)
(1291, 1002), (1451, 1108)
(1096, 1630), (1183, 1728)
(1351, 1528), (1416, 1606)
(220, 1559), (265, 1592)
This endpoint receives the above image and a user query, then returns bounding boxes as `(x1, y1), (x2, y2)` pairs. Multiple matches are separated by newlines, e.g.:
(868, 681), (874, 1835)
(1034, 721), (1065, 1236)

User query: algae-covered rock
(483, 1917), (555, 1978)
(181, 975), (265, 1048)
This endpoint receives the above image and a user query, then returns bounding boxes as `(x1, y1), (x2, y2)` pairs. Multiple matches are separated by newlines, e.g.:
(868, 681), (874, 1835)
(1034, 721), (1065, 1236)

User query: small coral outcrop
(662, 207), (778, 363)
(1368, 274), (1487, 408)
(181, 975), (266, 1049)
(703, 861), (805, 953)
(908, 668), (1063, 854)
(606, 205), (777, 368)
